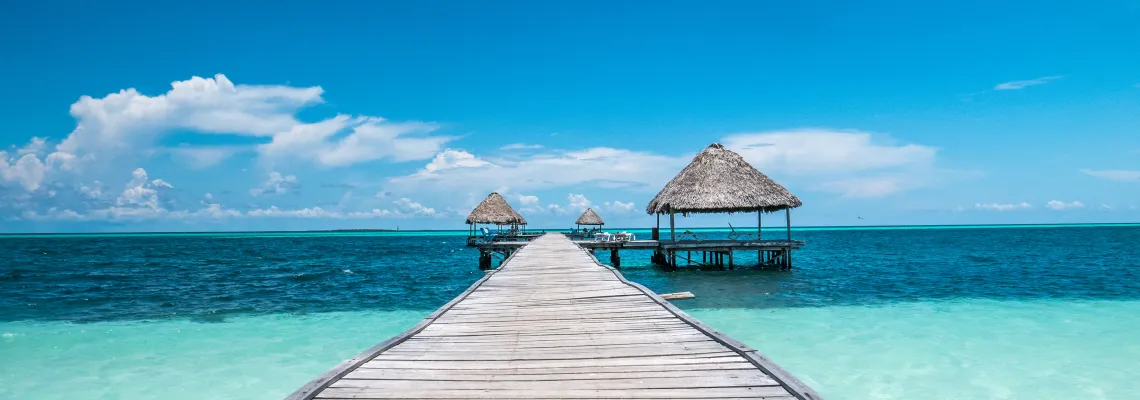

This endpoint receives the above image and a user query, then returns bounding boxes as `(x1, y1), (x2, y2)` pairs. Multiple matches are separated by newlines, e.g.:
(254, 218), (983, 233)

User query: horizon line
(2, 222), (1138, 236)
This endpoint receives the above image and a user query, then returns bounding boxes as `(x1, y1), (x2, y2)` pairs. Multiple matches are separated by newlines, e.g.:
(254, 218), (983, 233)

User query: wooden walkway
(287, 233), (822, 400)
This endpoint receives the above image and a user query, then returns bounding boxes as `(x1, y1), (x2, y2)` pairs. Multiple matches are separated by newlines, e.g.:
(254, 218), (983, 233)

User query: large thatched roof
(575, 208), (604, 226)
(646, 143), (802, 215)
(466, 192), (528, 225)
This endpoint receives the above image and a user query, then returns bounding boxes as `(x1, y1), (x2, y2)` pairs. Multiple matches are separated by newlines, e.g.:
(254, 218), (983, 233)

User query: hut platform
(472, 239), (803, 269)
(287, 233), (822, 400)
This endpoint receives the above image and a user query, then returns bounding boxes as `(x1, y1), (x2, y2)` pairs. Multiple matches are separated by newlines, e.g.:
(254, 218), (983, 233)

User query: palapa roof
(466, 192), (528, 225)
(575, 208), (604, 226)
(646, 143), (802, 215)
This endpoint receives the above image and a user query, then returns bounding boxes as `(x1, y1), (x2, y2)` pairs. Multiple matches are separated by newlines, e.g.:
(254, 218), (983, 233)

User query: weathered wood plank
(289, 233), (821, 400)
(315, 386), (793, 399)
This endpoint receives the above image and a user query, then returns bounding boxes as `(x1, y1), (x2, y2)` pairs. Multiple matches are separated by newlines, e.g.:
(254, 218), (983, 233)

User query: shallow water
(2, 226), (1139, 399)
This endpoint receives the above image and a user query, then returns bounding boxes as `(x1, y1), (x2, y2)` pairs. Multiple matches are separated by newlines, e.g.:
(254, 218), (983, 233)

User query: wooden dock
(472, 238), (804, 269)
(287, 233), (822, 400)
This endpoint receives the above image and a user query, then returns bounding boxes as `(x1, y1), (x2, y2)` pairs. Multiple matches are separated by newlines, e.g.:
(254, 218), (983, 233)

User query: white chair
(614, 232), (635, 241)
(594, 232), (612, 242)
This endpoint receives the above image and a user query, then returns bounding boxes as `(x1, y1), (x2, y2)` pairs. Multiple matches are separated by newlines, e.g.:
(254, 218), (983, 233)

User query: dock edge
(577, 242), (826, 400)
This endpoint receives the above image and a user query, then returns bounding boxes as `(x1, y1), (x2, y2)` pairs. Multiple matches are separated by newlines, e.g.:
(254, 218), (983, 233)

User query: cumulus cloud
(568, 193), (592, 211)
(17, 74), (448, 188)
(1046, 200), (1084, 210)
(975, 202), (1033, 211)
(993, 76), (1062, 90)
(58, 74), (318, 158)
(419, 149), (491, 174)
(249, 171), (297, 196)
(547, 204), (568, 215)
(393, 197), (437, 216)
(78, 181), (103, 198)
(117, 168), (170, 210)
(517, 194), (539, 206)
(604, 200), (636, 213)
(0, 152), (47, 191)
(1081, 169), (1140, 182)
(15, 137), (47, 156)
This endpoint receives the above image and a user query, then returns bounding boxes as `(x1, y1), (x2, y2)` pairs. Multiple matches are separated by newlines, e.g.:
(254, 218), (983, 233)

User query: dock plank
(287, 233), (822, 400)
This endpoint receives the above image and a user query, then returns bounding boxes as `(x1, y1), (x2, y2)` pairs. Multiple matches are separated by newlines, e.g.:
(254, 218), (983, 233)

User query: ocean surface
(2, 225), (1139, 399)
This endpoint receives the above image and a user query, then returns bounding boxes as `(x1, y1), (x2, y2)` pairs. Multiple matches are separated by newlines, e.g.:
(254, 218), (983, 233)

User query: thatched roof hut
(646, 143), (801, 215)
(575, 208), (604, 226)
(466, 192), (527, 225)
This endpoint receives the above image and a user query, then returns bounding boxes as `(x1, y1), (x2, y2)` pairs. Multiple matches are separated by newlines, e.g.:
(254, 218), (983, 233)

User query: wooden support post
(787, 248), (793, 270)
(669, 211), (676, 242)
(786, 209), (792, 241)
(702, 251), (706, 264)
(728, 250), (734, 270)
(687, 251), (691, 266)
(611, 248), (621, 268)
(478, 251), (490, 269)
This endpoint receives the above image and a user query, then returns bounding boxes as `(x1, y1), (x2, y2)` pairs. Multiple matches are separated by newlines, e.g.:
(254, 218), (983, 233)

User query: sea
(2, 225), (1139, 399)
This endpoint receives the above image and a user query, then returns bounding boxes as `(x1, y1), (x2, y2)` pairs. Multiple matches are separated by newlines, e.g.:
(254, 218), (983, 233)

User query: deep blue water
(2, 226), (1140, 323)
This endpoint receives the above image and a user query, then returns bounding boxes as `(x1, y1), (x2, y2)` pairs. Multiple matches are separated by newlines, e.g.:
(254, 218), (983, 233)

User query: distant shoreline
(2, 222), (1138, 237)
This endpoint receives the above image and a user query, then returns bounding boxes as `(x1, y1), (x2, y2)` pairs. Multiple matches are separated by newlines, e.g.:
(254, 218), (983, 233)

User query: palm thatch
(646, 143), (802, 215)
(575, 208), (604, 226)
(466, 192), (528, 225)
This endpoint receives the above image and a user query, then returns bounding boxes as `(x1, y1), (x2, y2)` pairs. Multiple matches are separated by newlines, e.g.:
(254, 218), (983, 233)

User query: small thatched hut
(646, 143), (802, 241)
(466, 192), (527, 236)
(574, 208), (604, 231)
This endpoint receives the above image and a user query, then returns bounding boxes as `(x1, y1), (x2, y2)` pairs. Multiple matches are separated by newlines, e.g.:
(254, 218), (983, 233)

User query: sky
(1, 0), (1139, 232)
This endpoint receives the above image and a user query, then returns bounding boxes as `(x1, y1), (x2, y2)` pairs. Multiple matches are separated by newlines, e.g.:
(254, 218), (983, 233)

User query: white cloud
(203, 192), (213, 200)
(393, 197), (437, 216)
(246, 206), (399, 220)
(35, 74), (446, 176)
(517, 194), (539, 206)
(78, 181), (103, 198)
(994, 76), (1062, 90)
(247, 206), (339, 219)
(58, 74), (318, 158)
(390, 147), (685, 194)
(604, 200), (636, 213)
(16, 137), (47, 156)
(547, 204), (568, 215)
(260, 116), (450, 167)
(420, 149), (491, 174)
(724, 129), (936, 174)
(1047, 200), (1084, 210)
(249, 171), (297, 196)
(501, 143), (544, 150)
(0, 152), (47, 191)
(194, 203), (242, 218)
(975, 202), (1033, 211)
(723, 129), (952, 198)
(568, 193), (592, 211)
(169, 146), (243, 168)
(1081, 169), (1140, 182)
(117, 168), (169, 210)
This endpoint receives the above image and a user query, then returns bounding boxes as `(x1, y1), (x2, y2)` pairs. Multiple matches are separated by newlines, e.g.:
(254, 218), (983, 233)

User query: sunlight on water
(0, 310), (426, 400)
(689, 299), (1140, 400)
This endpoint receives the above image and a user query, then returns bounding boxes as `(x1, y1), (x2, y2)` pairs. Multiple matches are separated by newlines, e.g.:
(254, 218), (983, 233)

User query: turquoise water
(2, 226), (1140, 399)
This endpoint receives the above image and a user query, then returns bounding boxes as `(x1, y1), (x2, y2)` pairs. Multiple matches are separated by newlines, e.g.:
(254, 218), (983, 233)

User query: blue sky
(2, 1), (1138, 232)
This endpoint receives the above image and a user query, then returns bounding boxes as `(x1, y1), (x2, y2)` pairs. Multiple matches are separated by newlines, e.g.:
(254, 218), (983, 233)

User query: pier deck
(288, 233), (821, 400)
